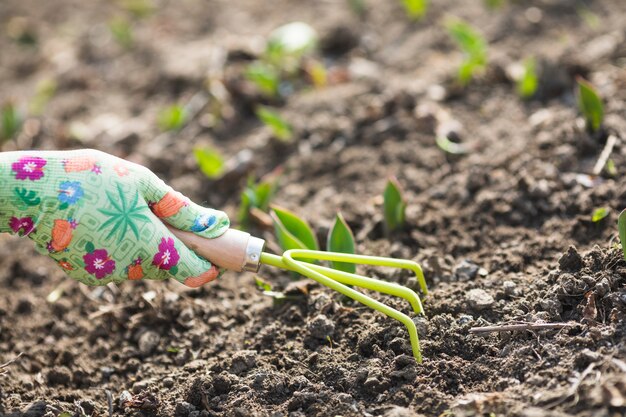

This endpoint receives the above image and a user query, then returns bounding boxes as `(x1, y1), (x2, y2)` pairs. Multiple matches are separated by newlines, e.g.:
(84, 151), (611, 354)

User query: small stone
(175, 401), (196, 417)
(132, 379), (151, 394)
(138, 330), (160, 356)
(466, 289), (495, 311)
(558, 246), (584, 272)
(230, 350), (257, 375)
(162, 377), (175, 388)
(306, 314), (335, 340)
(23, 401), (47, 417)
(503, 280), (517, 296)
(453, 260), (480, 281)
(45, 366), (72, 386)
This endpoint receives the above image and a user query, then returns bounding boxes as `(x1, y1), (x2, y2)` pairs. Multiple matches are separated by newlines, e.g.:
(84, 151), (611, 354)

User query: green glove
(0, 149), (229, 287)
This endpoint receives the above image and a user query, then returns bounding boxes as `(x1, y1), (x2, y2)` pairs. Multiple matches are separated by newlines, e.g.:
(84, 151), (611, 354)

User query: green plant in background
(193, 147), (225, 179)
(618, 210), (626, 260)
(108, 16), (134, 49)
(484, 0), (506, 9)
(117, 0), (155, 18)
(516, 57), (538, 99)
(1, 102), (22, 143)
(347, 0), (367, 17)
(576, 77), (604, 134)
(592, 207), (609, 223)
(238, 174), (279, 228)
(30, 79), (58, 115)
(271, 206), (319, 252)
(265, 22), (318, 68)
(157, 104), (188, 132)
(327, 213), (356, 273)
(256, 106), (293, 142)
(445, 18), (488, 86)
(384, 177), (407, 232)
(401, 0), (428, 20)
(245, 62), (281, 97)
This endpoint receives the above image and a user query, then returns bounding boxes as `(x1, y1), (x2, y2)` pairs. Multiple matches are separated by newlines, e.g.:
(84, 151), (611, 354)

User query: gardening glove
(0, 149), (230, 287)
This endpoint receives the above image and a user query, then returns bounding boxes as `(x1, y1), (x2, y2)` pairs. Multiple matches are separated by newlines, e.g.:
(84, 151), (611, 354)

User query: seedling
(606, 160), (617, 177)
(256, 106), (293, 142)
(157, 105), (187, 132)
(245, 62), (281, 97)
(445, 18), (488, 85)
(193, 147), (225, 179)
(401, 0), (428, 20)
(305, 59), (328, 88)
(108, 16), (134, 49)
(592, 207), (609, 223)
(238, 174), (279, 228)
(436, 135), (467, 155)
(271, 205), (319, 252)
(29, 79), (57, 115)
(576, 77), (604, 134)
(327, 213), (357, 274)
(618, 210), (626, 260)
(1, 102), (22, 143)
(516, 57), (538, 99)
(384, 177), (407, 232)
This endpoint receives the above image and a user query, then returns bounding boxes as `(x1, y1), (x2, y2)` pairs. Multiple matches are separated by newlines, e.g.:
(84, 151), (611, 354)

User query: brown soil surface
(1, 0), (626, 416)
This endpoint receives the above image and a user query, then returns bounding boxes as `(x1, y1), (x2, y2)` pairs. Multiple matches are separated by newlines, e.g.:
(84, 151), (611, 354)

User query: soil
(1, 0), (626, 416)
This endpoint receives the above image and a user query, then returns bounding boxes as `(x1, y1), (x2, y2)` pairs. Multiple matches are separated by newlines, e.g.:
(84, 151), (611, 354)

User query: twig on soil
(469, 322), (572, 334)
(592, 134), (618, 176)
(0, 352), (23, 375)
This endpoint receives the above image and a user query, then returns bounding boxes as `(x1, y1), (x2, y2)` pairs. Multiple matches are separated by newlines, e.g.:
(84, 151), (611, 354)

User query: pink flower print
(9, 216), (35, 236)
(152, 237), (180, 270)
(91, 165), (102, 175)
(113, 163), (130, 177)
(83, 249), (116, 279)
(12, 157), (46, 181)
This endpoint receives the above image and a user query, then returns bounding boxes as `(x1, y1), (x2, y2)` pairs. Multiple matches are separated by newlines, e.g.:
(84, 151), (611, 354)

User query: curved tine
(306, 263), (424, 315)
(285, 250), (428, 296)
(282, 250), (422, 362)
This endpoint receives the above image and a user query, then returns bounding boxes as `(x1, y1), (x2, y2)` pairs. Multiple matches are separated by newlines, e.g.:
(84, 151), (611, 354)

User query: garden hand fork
(167, 227), (428, 362)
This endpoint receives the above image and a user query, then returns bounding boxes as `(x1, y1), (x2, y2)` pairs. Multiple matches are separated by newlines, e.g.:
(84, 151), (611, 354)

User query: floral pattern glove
(0, 149), (230, 287)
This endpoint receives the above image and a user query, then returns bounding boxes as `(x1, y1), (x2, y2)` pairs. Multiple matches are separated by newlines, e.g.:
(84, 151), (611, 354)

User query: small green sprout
(484, 0), (505, 9)
(30, 79), (57, 115)
(256, 106), (293, 142)
(401, 0), (428, 20)
(606, 159), (617, 177)
(305, 59), (328, 88)
(255, 276), (273, 292)
(516, 57), (538, 99)
(591, 207), (609, 223)
(445, 18), (488, 86)
(436, 135), (467, 154)
(576, 77), (604, 134)
(271, 205), (319, 252)
(108, 16), (134, 49)
(245, 62), (280, 97)
(193, 147), (225, 179)
(166, 346), (180, 353)
(239, 174), (279, 228)
(618, 210), (626, 260)
(1, 102), (22, 143)
(327, 213), (357, 274)
(384, 177), (407, 232)
(157, 105), (187, 132)
(118, 0), (155, 18)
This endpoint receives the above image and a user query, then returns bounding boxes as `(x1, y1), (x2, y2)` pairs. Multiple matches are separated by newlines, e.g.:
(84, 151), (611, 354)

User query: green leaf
(445, 19), (488, 85)
(517, 57), (538, 99)
(436, 135), (467, 154)
(577, 77), (604, 133)
(484, 0), (505, 9)
(245, 62), (280, 97)
(157, 105), (188, 132)
(254, 276), (273, 292)
(170, 265), (179, 275)
(401, 0), (428, 20)
(383, 177), (407, 232)
(85, 242), (95, 253)
(591, 207), (609, 223)
(166, 346), (180, 353)
(14, 188), (40, 206)
(108, 16), (134, 49)
(270, 205), (319, 252)
(327, 213), (356, 274)
(619, 209), (626, 260)
(606, 159), (617, 177)
(1, 102), (22, 142)
(58, 412), (72, 417)
(193, 147), (225, 179)
(256, 106), (293, 142)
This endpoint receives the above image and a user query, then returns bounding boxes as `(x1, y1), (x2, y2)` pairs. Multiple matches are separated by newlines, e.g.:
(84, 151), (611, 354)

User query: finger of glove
(138, 169), (229, 239)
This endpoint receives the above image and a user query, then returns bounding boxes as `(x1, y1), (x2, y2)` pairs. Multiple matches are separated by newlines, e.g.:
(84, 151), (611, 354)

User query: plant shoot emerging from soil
(591, 207), (609, 223)
(401, 0), (428, 20)
(271, 205), (319, 252)
(1, 102), (22, 143)
(576, 76), (604, 133)
(327, 213), (356, 273)
(619, 210), (626, 260)
(238, 174), (279, 228)
(193, 147), (225, 179)
(255, 106), (293, 142)
(157, 104), (188, 132)
(384, 177), (407, 233)
(445, 18), (488, 85)
(516, 57), (538, 99)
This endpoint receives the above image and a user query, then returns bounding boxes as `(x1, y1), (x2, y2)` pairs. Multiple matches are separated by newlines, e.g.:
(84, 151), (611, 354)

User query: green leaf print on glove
(0, 149), (230, 287)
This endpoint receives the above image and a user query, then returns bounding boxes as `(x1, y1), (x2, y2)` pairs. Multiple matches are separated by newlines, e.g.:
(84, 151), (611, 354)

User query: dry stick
(592, 134), (618, 176)
(469, 322), (572, 334)
(0, 352), (23, 374)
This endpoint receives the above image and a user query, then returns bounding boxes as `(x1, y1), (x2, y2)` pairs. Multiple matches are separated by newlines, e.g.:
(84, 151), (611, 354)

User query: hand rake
(167, 227), (428, 362)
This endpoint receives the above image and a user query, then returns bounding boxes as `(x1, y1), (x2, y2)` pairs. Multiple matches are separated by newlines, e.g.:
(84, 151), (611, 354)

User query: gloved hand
(0, 149), (229, 287)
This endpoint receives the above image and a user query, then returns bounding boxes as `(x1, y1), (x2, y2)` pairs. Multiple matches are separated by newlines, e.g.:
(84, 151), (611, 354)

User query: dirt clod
(467, 289), (495, 311)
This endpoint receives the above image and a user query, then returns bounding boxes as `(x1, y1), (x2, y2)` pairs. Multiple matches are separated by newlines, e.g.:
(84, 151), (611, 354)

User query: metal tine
(279, 249), (423, 362)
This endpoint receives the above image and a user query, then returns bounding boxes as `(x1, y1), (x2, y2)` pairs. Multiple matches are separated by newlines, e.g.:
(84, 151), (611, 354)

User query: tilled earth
(1, 0), (626, 416)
